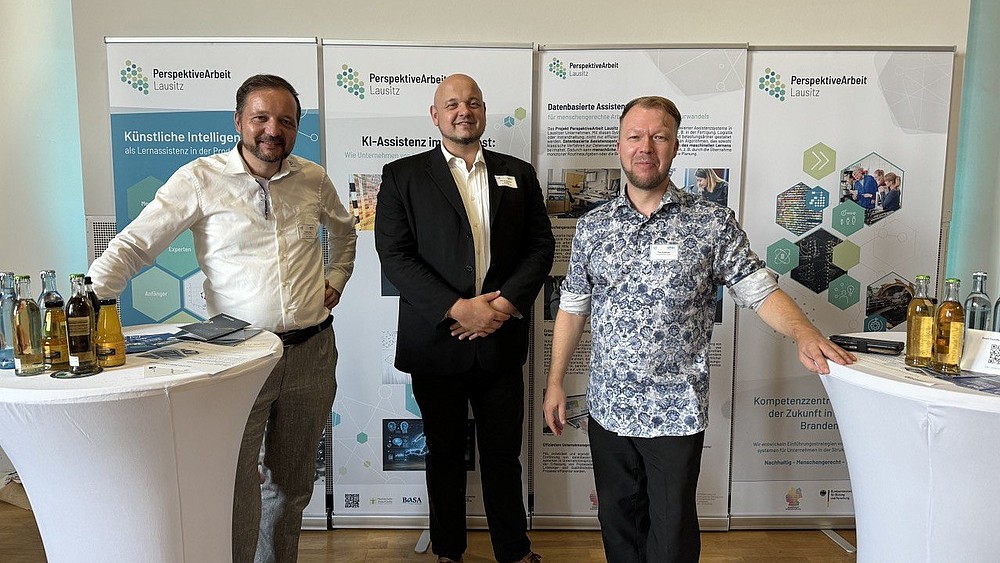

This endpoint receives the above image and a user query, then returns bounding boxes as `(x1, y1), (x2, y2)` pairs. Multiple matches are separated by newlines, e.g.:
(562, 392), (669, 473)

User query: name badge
(650, 243), (679, 261)
(495, 175), (518, 189)
(298, 223), (318, 240)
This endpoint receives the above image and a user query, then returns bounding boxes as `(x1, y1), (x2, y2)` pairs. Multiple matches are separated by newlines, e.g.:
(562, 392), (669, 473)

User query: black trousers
(411, 362), (530, 563)
(588, 416), (705, 563)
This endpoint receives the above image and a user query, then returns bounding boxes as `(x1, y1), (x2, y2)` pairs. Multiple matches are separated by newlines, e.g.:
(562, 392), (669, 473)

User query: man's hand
(488, 294), (519, 317)
(794, 329), (856, 374)
(542, 383), (567, 436)
(324, 281), (341, 309)
(448, 291), (510, 340)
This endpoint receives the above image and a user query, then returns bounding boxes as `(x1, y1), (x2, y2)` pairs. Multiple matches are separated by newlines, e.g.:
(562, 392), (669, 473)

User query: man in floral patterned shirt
(543, 96), (855, 563)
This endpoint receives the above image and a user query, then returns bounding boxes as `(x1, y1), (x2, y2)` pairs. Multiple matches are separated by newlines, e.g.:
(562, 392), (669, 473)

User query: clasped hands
(448, 290), (516, 340)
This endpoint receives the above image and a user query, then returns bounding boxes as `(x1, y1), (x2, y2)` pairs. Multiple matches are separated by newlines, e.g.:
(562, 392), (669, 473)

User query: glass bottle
(37, 269), (64, 310)
(12, 275), (45, 376)
(905, 275), (934, 368)
(42, 298), (70, 370)
(95, 298), (126, 368)
(0, 271), (16, 369)
(84, 276), (101, 321)
(964, 271), (991, 330)
(933, 278), (965, 375)
(65, 275), (99, 375)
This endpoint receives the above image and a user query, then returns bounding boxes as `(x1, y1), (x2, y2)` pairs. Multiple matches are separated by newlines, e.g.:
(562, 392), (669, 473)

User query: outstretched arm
(756, 289), (856, 374)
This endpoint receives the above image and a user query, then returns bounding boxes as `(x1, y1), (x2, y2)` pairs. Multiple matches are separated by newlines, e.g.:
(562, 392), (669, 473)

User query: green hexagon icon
(803, 142), (836, 180)
(514, 107), (527, 120)
(131, 266), (182, 321)
(828, 274), (861, 310)
(356, 432), (368, 444)
(832, 200), (865, 237)
(156, 229), (199, 277)
(832, 240), (861, 270)
(126, 176), (164, 221)
(766, 238), (800, 275)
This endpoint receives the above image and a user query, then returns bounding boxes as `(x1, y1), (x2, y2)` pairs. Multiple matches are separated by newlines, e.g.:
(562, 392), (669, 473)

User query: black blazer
(375, 148), (555, 376)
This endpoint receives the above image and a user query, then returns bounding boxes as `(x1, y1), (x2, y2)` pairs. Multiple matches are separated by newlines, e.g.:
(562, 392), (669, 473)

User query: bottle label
(67, 316), (90, 337)
(945, 322), (964, 364)
(96, 345), (120, 360)
(909, 317), (933, 356)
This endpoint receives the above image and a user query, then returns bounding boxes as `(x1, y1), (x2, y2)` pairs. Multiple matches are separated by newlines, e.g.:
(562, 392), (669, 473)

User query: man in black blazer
(375, 74), (554, 563)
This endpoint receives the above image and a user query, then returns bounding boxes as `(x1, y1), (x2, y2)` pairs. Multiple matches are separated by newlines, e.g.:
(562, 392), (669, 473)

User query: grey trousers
(232, 327), (338, 563)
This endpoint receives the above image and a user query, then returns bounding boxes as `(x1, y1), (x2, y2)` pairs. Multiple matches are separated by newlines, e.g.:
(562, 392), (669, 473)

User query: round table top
(0, 324), (281, 404)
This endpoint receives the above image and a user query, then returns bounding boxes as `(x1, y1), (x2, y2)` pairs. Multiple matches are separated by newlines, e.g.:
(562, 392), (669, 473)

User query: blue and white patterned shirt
(560, 184), (778, 437)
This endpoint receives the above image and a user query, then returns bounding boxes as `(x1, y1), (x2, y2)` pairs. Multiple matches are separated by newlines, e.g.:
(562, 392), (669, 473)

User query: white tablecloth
(0, 326), (282, 563)
(821, 332), (1000, 563)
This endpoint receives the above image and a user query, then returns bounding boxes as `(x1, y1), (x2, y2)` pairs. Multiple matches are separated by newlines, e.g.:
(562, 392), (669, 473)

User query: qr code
(345, 493), (360, 509)
(989, 343), (1000, 365)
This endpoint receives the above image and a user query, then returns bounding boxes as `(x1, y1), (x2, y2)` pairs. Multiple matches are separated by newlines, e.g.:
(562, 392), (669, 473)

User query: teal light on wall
(0, 0), (87, 277)
(947, 0), (1000, 287)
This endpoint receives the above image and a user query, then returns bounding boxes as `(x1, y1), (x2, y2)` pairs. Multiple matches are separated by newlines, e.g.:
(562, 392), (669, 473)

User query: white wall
(68, 0), (971, 220)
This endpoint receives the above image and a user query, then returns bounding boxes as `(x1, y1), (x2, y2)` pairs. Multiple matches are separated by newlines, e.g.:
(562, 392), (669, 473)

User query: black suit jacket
(375, 148), (555, 375)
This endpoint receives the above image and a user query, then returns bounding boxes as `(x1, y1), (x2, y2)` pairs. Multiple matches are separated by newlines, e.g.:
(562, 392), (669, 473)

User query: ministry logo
(336, 64), (366, 100)
(120, 59), (149, 96)
(758, 67), (786, 102)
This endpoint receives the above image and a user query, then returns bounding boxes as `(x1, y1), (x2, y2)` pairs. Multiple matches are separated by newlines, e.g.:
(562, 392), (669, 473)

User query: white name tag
(650, 243), (679, 261)
(495, 175), (518, 189)
(298, 223), (318, 240)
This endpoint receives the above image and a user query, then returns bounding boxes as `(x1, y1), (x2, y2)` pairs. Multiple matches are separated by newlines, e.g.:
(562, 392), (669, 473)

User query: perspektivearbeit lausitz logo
(548, 58), (567, 79)
(120, 60), (150, 96)
(759, 67), (787, 102)
(336, 64), (366, 100)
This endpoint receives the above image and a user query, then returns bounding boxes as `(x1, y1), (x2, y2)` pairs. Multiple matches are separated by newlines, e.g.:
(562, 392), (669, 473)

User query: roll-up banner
(534, 45), (749, 530)
(321, 41), (534, 527)
(731, 48), (954, 526)
(105, 38), (329, 526)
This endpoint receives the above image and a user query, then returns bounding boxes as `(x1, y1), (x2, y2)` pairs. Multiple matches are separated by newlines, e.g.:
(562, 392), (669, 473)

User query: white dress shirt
(442, 145), (491, 295)
(88, 145), (357, 333)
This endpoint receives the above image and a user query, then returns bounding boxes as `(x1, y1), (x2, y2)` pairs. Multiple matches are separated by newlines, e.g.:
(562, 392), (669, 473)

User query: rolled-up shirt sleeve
(729, 268), (779, 310)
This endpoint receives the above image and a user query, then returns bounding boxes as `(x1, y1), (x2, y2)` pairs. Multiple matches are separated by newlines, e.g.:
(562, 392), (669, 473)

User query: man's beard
(247, 135), (290, 163)
(624, 168), (669, 192)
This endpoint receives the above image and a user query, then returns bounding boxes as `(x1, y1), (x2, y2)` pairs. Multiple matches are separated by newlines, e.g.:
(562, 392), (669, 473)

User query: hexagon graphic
(156, 229), (199, 277)
(832, 200), (865, 237)
(832, 240), (861, 270)
(331, 411), (342, 428)
(356, 432), (368, 444)
(164, 310), (199, 323)
(514, 107), (527, 120)
(840, 152), (905, 226)
(866, 272), (914, 329)
(503, 116), (515, 128)
(131, 266), (181, 321)
(828, 274), (861, 310)
(126, 176), (164, 221)
(864, 314), (888, 332)
(804, 186), (830, 212)
(182, 270), (208, 319)
(803, 143), (837, 180)
(767, 238), (800, 275)
(776, 182), (823, 236)
(790, 229), (846, 294)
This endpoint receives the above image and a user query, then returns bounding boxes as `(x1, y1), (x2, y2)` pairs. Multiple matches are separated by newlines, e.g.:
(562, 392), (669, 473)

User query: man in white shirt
(88, 74), (357, 563)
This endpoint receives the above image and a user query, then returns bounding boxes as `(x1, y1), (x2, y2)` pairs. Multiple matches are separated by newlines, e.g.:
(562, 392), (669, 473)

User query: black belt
(277, 316), (332, 346)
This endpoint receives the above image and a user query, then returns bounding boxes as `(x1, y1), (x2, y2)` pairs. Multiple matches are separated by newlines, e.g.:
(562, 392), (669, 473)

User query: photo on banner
(320, 41), (533, 525)
(730, 48), (954, 525)
(533, 45), (748, 529)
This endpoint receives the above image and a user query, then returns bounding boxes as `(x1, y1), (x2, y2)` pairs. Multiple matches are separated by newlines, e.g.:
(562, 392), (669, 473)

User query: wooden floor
(0, 501), (856, 562)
